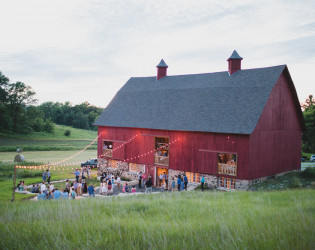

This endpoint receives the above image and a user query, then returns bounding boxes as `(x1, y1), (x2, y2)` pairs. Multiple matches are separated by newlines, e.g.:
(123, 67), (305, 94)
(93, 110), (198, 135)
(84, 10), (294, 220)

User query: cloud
(0, 0), (315, 107)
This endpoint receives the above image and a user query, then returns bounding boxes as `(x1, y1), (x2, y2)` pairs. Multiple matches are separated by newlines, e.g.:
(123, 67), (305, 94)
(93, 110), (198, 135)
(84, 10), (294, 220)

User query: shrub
(44, 120), (54, 133)
(303, 167), (315, 178)
(64, 130), (71, 136)
(289, 176), (302, 188)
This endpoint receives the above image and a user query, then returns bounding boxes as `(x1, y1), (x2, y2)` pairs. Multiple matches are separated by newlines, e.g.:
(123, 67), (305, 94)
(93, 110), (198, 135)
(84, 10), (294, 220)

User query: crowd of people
(16, 166), (207, 202)
(35, 179), (96, 200)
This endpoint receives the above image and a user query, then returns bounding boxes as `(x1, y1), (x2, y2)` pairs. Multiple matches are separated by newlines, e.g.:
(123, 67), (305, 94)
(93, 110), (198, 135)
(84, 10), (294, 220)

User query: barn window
(108, 160), (119, 168)
(217, 153), (237, 176)
(129, 163), (145, 173)
(154, 137), (169, 166)
(102, 141), (113, 157)
(186, 172), (200, 183)
(218, 177), (236, 190)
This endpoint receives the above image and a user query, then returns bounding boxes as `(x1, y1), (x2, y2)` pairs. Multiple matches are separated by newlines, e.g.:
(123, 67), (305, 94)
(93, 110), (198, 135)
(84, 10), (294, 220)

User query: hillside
(0, 125), (98, 152)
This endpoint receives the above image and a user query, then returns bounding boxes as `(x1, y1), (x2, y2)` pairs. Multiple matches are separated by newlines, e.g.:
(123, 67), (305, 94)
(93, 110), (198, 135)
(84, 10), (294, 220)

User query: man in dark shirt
(145, 177), (153, 194)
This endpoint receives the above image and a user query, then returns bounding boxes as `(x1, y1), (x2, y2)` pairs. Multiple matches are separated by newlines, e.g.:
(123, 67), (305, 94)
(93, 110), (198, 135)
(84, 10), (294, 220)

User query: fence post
(12, 165), (16, 202)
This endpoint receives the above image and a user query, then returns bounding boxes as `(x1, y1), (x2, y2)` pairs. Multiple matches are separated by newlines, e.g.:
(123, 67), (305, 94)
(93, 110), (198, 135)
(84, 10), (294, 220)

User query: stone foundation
(97, 160), (290, 190)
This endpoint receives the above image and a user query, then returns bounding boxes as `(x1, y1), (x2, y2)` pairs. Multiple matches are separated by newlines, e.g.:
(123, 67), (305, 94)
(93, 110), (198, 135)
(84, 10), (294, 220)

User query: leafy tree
(302, 95), (315, 153)
(7, 81), (37, 132)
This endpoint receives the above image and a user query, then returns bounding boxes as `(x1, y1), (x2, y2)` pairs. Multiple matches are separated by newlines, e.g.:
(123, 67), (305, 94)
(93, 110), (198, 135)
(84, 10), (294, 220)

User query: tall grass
(0, 190), (314, 249)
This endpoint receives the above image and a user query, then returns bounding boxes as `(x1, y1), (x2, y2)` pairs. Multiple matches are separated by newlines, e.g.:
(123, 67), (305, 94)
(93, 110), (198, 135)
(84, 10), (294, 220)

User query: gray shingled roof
(94, 65), (286, 134)
(228, 50), (243, 60)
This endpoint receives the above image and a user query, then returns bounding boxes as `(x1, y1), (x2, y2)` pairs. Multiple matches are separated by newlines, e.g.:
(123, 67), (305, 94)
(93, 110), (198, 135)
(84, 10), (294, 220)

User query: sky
(1, 0), (315, 108)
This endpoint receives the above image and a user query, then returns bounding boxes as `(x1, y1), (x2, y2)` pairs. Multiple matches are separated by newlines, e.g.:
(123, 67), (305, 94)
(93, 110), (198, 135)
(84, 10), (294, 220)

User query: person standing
(159, 173), (163, 186)
(184, 174), (188, 191)
(201, 176), (205, 191)
(177, 176), (181, 191)
(42, 171), (46, 182)
(47, 170), (51, 184)
(171, 177), (175, 191)
(116, 175), (121, 191)
(145, 177), (153, 194)
(65, 179), (70, 193)
(138, 172), (142, 189)
(77, 181), (82, 196)
(75, 169), (80, 182)
(163, 172), (168, 190)
(73, 180), (78, 195)
(87, 167), (91, 179)
(40, 181), (46, 194)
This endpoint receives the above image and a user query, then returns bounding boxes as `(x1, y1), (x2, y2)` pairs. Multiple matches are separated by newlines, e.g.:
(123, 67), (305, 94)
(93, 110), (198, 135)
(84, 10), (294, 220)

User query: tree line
(302, 95), (315, 153)
(0, 71), (103, 134)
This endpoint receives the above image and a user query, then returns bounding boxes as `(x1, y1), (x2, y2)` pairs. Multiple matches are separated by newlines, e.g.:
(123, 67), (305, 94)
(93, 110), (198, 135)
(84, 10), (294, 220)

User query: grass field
(0, 149), (97, 202)
(0, 190), (314, 249)
(0, 150), (97, 163)
(0, 125), (98, 152)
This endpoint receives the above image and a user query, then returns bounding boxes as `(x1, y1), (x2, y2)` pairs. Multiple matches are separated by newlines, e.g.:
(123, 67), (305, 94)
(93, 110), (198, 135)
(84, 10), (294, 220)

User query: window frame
(217, 153), (237, 177)
(154, 136), (170, 166)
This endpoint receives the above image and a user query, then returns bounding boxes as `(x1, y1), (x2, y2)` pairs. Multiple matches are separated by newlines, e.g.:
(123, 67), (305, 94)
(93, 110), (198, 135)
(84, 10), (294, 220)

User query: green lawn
(0, 190), (314, 249)
(0, 149), (97, 202)
(0, 150), (97, 163)
(0, 125), (98, 151)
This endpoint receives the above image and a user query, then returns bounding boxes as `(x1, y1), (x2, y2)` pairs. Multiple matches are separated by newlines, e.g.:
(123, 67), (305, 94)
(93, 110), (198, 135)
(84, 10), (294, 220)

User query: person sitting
(71, 189), (76, 199)
(37, 191), (46, 201)
(61, 189), (69, 199)
(87, 184), (95, 197)
(31, 184), (36, 193)
(47, 191), (53, 200)
(125, 183), (129, 193)
(131, 186), (136, 193)
(53, 189), (62, 200)
(34, 184), (39, 193)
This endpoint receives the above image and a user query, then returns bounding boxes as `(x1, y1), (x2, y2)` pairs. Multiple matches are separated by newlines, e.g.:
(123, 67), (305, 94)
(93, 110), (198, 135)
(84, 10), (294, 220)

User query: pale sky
(1, 0), (314, 108)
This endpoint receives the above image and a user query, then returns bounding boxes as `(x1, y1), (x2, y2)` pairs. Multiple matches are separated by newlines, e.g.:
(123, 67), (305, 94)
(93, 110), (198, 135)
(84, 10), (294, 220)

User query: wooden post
(12, 165), (16, 202)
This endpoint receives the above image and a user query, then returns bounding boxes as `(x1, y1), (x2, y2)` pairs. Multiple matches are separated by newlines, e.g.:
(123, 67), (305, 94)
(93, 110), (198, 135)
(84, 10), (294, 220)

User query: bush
(44, 120), (54, 133)
(289, 176), (302, 188)
(64, 130), (71, 136)
(303, 167), (315, 178)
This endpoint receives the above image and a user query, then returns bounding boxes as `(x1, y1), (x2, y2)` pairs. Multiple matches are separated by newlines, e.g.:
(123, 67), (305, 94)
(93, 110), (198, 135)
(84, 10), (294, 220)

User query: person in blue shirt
(42, 171), (46, 182)
(71, 189), (76, 199)
(177, 176), (181, 191)
(88, 184), (95, 197)
(201, 176), (205, 191)
(183, 175), (188, 191)
(74, 169), (80, 182)
(61, 189), (69, 199)
(181, 179), (185, 191)
(37, 191), (46, 201)
(53, 189), (62, 200)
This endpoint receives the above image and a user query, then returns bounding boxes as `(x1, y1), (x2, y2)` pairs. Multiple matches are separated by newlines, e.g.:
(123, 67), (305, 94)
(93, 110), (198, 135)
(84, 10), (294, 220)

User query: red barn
(94, 51), (305, 190)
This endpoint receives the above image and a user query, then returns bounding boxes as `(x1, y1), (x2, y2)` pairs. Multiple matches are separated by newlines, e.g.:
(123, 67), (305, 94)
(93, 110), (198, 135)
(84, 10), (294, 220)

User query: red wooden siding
(248, 71), (302, 179)
(98, 127), (250, 179)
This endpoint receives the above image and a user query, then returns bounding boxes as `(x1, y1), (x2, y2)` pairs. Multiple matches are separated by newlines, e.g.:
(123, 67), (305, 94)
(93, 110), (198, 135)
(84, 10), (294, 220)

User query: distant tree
(7, 81), (37, 132)
(302, 94), (315, 153)
(0, 72), (10, 129)
(302, 95), (315, 110)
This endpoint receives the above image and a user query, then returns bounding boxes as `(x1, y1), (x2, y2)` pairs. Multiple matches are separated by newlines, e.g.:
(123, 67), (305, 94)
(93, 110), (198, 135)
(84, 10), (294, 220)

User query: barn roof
(94, 65), (288, 134)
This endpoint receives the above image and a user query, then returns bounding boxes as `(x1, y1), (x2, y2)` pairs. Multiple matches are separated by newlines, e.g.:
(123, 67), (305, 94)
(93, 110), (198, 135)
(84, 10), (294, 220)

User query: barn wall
(98, 127), (250, 179)
(248, 72), (302, 179)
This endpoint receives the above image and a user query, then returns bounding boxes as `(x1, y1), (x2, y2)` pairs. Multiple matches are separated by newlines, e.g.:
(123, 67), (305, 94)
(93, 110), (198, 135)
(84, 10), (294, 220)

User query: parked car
(81, 159), (97, 168)
(310, 155), (315, 162)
